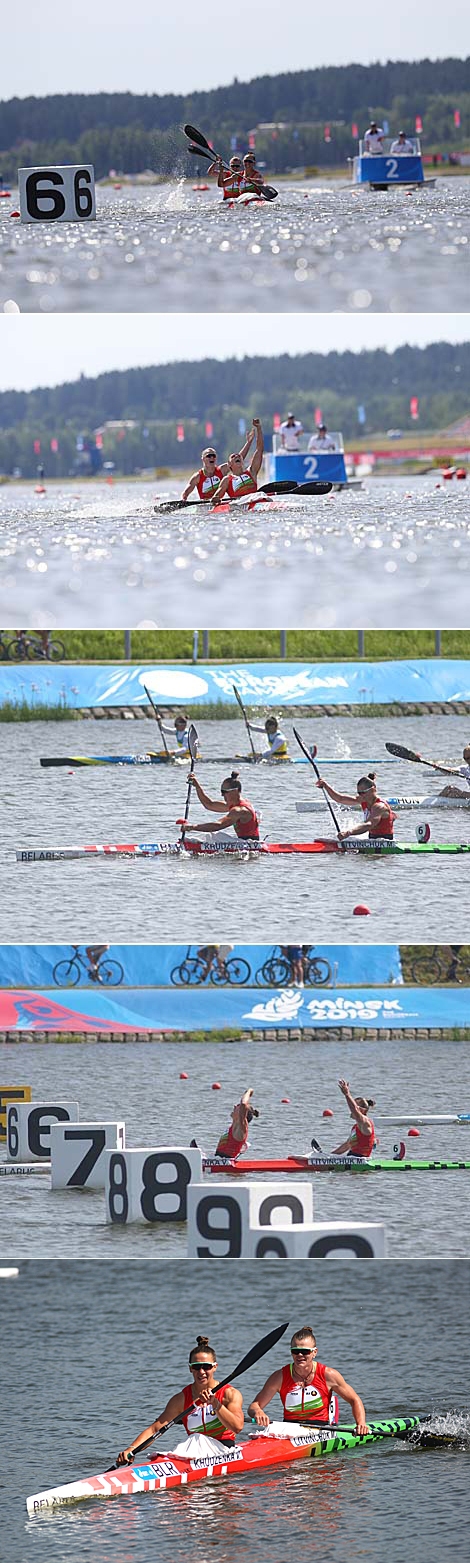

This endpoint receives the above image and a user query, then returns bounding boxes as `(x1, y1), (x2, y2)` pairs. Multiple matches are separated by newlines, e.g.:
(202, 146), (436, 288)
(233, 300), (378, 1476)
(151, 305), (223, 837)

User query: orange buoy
(353, 904), (370, 916)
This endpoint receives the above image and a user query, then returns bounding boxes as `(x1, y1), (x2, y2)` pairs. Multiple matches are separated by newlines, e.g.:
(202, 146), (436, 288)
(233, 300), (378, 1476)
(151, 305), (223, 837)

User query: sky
(1, 0), (469, 99)
(0, 316), (468, 394)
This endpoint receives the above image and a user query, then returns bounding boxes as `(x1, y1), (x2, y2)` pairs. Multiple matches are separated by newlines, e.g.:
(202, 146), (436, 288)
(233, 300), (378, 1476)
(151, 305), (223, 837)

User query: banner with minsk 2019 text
(0, 986), (467, 1033)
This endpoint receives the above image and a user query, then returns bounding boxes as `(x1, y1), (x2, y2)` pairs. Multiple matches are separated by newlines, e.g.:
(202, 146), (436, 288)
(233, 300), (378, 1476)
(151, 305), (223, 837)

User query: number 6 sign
(18, 165), (96, 224)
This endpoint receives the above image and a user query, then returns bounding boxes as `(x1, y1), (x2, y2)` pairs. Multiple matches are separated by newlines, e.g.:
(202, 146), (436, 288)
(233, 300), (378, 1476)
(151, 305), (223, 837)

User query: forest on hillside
(0, 59), (468, 179)
(0, 342), (468, 477)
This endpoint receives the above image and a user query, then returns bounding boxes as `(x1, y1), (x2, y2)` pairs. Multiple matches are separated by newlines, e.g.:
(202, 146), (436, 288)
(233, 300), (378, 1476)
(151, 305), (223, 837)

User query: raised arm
(250, 418), (264, 478)
(338, 1079), (371, 1132)
(315, 779), (358, 806)
(240, 429), (255, 462)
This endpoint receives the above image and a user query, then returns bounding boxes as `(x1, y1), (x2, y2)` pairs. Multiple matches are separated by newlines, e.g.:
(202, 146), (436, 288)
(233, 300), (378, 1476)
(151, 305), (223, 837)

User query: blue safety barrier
(0, 661), (469, 707)
(0, 945), (402, 987)
(269, 452), (347, 483)
(0, 986), (466, 1032)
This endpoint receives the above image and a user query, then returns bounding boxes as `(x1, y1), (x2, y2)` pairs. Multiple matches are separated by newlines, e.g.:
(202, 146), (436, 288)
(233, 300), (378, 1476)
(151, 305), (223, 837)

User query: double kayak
(203, 1154), (470, 1174)
(26, 1417), (420, 1514)
(16, 840), (470, 862)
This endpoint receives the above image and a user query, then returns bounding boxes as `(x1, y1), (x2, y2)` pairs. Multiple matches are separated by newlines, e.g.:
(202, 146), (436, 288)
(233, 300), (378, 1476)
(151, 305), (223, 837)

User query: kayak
(16, 839), (470, 862)
(203, 1154), (470, 1174)
(0, 1161), (51, 1177)
(297, 796), (470, 813)
(39, 755), (401, 769)
(26, 1417), (420, 1514)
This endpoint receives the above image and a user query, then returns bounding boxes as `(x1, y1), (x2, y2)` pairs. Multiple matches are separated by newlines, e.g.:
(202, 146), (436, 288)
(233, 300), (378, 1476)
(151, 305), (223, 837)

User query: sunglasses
(291, 1348), (315, 1357)
(206, 454), (217, 460)
(190, 1362), (214, 1371)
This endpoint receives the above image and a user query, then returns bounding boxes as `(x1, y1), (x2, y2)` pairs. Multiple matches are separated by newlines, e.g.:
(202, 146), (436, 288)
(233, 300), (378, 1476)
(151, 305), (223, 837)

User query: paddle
(154, 481), (305, 515)
(143, 684), (170, 757)
(251, 1416), (459, 1448)
(293, 730), (346, 849)
(183, 123), (278, 200)
(178, 723), (199, 840)
(116, 1321), (289, 1464)
(233, 683), (258, 760)
(385, 742), (458, 777)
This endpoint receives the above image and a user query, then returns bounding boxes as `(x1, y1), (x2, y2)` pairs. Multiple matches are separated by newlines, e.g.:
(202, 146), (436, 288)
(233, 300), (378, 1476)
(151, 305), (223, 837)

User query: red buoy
(322, 1108), (334, 1118)
(179, 1072), (188, 1080)
(353, 904), (370, 916)
(456, 468), (467, 480)
(281, 1097), (290, 1104)
(408, 1126), (420, 1138)
(211, 1082), (221, 1091)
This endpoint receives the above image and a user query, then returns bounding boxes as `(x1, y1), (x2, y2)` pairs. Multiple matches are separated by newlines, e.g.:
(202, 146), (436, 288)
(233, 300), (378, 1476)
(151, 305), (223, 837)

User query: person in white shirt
(390, 131), (415, 155)
(279, 413), (304, 452)
(246, 716), (289, 759)
(308, 423), (336, 453)
(363, 122), (385, 155)
(429, 745), (470, 799)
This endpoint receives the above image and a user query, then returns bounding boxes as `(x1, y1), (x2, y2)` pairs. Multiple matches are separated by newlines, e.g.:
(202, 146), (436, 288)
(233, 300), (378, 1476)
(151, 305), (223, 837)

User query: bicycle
(255, 945), (332, 987)
(0, 632), (11, 660)
(7, 631), (66, 662)
(410, 946), (470, 985)
(53, 946), (124, 987)
(170, 945), (251, 986)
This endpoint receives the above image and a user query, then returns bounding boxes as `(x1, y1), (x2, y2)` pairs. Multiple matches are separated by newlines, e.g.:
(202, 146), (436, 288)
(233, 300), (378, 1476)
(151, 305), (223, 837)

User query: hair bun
(196, 1335), (210, 1349)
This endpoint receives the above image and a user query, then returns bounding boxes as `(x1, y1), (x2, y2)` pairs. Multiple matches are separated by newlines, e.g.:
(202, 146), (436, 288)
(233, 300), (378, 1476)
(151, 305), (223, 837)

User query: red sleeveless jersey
(222, 171), (244, 199)
(279, 1362), (337, 1423)
(234, 798), (260, 840)
(360, 796), (396, 839)
(349, 1118), (375, 1157)
(225, 470), (257, 499)
(181, 1382), (235, 1442)
(215, 1122), (248, 1159)
(196, 466), (224, 499)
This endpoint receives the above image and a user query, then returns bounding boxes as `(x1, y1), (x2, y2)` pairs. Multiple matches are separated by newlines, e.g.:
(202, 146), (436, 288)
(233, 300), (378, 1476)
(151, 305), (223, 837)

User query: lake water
(1, 1260), (468, 1563)
(1, 177), (469, 312)
(0, 474), (469, 627)
(2, 712), (470, 943)
(1, 1035), (469, 1257)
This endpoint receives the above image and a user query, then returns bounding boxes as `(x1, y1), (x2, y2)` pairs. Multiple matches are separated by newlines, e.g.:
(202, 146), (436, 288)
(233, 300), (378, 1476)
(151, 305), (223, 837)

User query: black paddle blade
(188, 723), (199, 762)
(184, 124), (212, 153)
(296, 482), (333, 496)
(293, 726), (316, 767)
(262, 480), (298, 494)
(219, 1320), (290, 1387)
(188, 145), (212, 160)
(385, 743), (421, 762)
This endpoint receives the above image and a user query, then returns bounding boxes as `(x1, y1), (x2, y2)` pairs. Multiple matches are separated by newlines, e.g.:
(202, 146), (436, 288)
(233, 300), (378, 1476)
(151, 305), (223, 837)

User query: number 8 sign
(18, 165), (96, 224)
(105, 1147), (204, 1224)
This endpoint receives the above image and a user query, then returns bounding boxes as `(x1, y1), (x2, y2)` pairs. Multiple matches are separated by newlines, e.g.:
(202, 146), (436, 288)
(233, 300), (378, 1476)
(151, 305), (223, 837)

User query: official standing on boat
(248, 1326), (369, 1432)
(246, 715), (289, 758)
(363, 122), (385, 154)
(315, 773), (397, 840)
(116, 1336), (244, 1463)
(332, 1079), (376, 1157)
(180, 771), (260, 840)
(181, 433), (254, 502)
(212, 419), (264, 502)
(280, 413), (304, 451)
(215, 1087), (259, 1160)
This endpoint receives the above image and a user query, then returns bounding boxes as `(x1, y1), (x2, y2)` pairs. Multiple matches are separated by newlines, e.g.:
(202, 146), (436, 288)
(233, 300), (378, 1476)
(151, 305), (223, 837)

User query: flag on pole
(176, 423), (185, 442)
(410, 397), (419, 420)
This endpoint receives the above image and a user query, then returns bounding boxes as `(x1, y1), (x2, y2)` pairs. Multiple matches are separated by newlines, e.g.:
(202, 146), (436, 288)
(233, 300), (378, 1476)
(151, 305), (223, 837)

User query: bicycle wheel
(410, 954), (442, 984)
(7, 638), (29, 661)
(305, 957), (331, 987)
(174, 958), (206, 986)
(211, 957), (251, 986)
(47, 640), (66, 661)
(97, 960), (124, 986)
(53, 959), (81, 987)
(260, 957), (291, 986)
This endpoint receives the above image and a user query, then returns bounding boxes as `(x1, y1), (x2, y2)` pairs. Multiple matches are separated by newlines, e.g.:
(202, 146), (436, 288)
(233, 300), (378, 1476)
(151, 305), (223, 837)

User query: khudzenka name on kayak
(178, 770), (260, 841)
(248, 1327), (369, 1434)
(316, 772), (397, 840)
(116, 1336), (244, 1465)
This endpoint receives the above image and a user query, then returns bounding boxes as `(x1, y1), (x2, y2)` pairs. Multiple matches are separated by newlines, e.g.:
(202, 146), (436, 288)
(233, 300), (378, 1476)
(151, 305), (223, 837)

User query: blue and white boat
(268, 430), (361, 489)
(352, 136), (434, 190)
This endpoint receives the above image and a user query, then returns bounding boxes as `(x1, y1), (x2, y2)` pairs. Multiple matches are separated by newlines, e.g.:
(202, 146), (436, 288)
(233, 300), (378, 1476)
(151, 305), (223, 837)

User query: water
(1, 474), (469, 627)
(1, 1260), (468, 1563)
(1, 178), (469, 312)
(1, 1035), (470, 1256)
(2, 713), (470, 942)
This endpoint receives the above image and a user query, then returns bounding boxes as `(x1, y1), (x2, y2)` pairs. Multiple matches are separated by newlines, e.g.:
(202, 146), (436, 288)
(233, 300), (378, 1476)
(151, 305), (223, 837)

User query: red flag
(352, 123), (359, 139)
(324, 125), (331, 143)
(273, 413), (281, 431)
(315, 407), (322, 426)
(177, 423), (185, 442)
(33, 439), (41, 454)
(248, 132), (256, 150)
(454, 109), (461, 128)
(118, 429), (125, 441)
(205, 421), (213, 438)
(410, 397), (419, 420)
(95, 433), (103, 449)
(415, 116), (423, 134)
(50, 437), (58, 453)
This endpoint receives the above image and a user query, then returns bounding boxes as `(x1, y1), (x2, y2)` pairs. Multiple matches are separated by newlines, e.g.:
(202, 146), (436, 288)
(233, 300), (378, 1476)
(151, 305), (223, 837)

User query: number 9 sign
(18, 165), (96, 224)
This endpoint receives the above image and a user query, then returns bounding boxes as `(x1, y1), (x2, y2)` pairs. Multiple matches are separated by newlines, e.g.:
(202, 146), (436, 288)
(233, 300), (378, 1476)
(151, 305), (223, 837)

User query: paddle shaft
(385, 742), (459, 777)
(233, 683), (257, 759)
(179, 724), (198, 839)
(184, 124), (277, 199)
(144, 684), (170, 756)
(293, 729), (345, 843)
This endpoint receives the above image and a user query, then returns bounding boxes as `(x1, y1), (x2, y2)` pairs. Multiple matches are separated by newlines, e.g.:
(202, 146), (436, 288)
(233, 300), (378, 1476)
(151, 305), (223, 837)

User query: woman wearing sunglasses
(181, 430), (254, 503)
(315, 771), (396, 841)
(116, 1336), (244, 1464)
(180, 770), (260, 842)
(248, 1327), (369, 1434)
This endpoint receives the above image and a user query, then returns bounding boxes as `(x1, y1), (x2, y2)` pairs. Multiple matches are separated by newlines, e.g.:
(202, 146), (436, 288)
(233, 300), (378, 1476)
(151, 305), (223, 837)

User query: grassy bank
(8, 629), (470, 663)
(0, 700), (80, 722)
